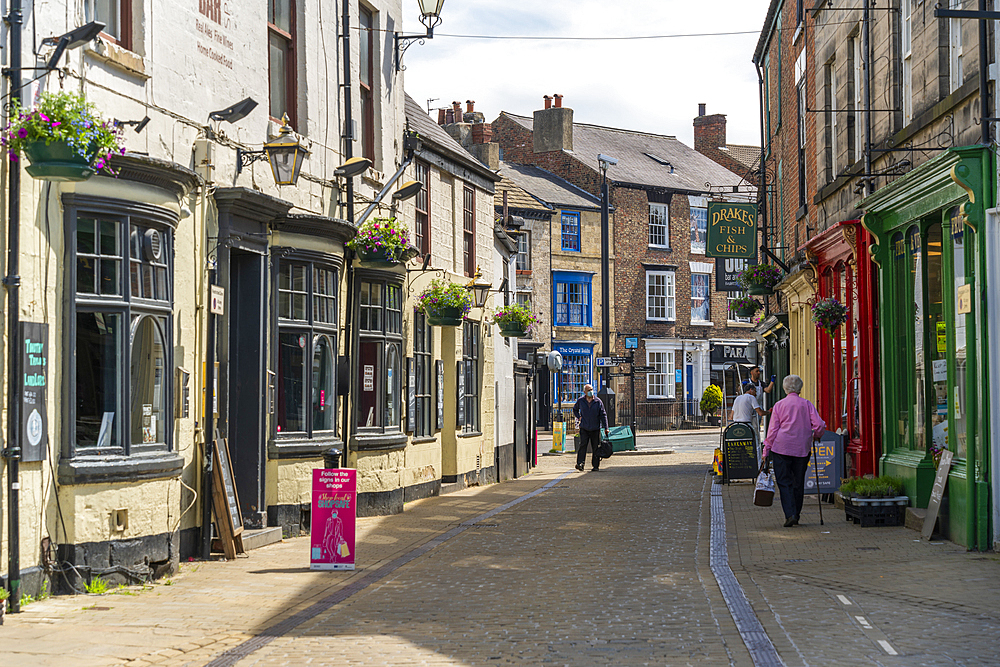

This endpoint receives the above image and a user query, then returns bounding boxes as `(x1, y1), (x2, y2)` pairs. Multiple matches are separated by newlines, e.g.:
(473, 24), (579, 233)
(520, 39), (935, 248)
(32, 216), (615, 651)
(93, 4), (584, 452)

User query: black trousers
(771, 452), (810, 519)
(577, 428), (602, 469)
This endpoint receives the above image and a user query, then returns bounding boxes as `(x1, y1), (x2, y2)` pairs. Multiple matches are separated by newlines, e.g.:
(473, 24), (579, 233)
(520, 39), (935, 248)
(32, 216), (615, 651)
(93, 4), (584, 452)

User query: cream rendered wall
(493, 249), (516, 456)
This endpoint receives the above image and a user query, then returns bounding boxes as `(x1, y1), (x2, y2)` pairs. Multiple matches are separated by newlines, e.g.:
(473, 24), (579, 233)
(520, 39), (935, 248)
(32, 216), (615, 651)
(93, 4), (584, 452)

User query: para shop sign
(706, 202), (757, 259)
(310, 468), (357, 571)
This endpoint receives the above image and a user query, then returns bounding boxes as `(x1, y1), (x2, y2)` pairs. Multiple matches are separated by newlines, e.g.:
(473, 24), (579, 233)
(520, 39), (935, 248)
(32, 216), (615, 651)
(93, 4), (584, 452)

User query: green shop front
(861, 146), (992, 550)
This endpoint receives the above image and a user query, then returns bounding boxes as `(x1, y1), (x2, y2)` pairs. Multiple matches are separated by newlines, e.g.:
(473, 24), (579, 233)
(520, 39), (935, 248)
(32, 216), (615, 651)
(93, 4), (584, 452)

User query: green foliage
(346, 217), (409, 261)
(730, 295), (762, 314)
(812, 297), (849, 333)
(86, 576), (109, 595)
(416, 278), (473, 315)
(839, 476), (906, 498)
(700, 384), (723, 415)
(0, 587), (9, 601)
(2, 91), (123, 173)
(492, 303), (541, 333)
(736, 264), (783, 290)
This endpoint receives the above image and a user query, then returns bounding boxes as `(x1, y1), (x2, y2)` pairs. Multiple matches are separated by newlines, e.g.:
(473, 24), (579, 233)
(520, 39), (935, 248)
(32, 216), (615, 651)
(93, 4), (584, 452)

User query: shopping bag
(598, 437), (613, 459)
(337, 540), (350, 558)
(753, 467), (775, 507)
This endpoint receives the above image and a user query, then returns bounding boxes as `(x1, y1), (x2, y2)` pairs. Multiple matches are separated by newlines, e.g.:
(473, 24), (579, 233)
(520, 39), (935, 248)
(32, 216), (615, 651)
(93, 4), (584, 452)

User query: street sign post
(595, 357), (614, 367)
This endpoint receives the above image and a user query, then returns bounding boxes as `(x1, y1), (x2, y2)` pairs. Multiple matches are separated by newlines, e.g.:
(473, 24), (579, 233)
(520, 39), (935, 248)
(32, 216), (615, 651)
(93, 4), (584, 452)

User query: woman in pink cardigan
(762, 375), (826, 527)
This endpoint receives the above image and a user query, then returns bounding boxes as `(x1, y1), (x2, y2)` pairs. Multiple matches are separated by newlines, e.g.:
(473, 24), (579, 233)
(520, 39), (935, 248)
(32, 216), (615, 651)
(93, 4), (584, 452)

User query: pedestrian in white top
(732, 383), (769, 423)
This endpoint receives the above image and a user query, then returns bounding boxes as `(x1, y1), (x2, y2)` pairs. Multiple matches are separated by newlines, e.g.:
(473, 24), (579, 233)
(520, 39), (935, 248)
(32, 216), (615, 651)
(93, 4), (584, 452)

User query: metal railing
(617, 401), (716, 432)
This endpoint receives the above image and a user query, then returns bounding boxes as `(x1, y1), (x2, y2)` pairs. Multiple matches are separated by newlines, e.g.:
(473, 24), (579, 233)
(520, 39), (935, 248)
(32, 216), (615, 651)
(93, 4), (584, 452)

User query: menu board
(212, 438), (244, 559)
(723, 422), (758, 481)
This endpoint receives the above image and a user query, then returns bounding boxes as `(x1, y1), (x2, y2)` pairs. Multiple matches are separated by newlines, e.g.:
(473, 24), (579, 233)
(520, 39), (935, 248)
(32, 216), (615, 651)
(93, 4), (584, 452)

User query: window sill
(84, 37), (149, 80)
(269, 435), (344, 460)
(726, 321), (756, 328)
(516, 270), (532, 276)
(647, 245), (671, 251)
(793, 22), (803, 45)
(352, 431), (407, 451)
(645, 318), (676, 323)
(690, 321), (715, 327)
(58, 451), (183, 485)
(458, 430), (482, 439)
(410, 435), (438, 444)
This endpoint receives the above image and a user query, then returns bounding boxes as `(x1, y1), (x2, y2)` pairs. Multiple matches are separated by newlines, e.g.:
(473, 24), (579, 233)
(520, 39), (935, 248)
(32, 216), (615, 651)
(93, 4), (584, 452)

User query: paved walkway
(1, 442), (997, 666)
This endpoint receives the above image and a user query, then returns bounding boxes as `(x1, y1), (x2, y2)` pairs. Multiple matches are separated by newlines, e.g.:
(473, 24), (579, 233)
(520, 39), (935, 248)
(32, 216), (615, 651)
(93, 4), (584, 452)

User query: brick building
(492, 97), (757, 428)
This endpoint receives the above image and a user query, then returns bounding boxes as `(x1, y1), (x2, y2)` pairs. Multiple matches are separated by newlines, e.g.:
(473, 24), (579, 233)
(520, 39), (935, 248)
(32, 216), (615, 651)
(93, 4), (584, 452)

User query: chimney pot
(553, 94), (563, 108)
(446, 108), (455, 124)
(698, 103), (706, 116)
(466, 100), (475, 113)
(437, 108), (446, 125)
(543, 95), (552, 110)
(452, 101), (462, 118)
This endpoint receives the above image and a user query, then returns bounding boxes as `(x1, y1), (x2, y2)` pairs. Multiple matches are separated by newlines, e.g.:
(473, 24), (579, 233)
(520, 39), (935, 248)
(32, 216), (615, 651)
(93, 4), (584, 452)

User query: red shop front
(807, 220), (881, 478)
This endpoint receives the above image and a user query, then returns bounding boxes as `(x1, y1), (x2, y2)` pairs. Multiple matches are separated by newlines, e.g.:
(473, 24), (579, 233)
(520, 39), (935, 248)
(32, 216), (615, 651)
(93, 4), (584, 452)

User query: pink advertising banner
(310, 468), (357, 571)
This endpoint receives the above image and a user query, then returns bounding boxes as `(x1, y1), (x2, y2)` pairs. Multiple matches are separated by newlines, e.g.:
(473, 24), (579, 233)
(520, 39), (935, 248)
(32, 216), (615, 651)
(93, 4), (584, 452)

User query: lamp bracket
(236, 147), (268, 175)
(394, 14), (441, 71)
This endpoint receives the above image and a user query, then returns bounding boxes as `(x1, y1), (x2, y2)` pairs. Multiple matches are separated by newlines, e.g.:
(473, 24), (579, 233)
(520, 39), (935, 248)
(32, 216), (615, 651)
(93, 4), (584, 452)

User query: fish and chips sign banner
(706, 202), (757, 259)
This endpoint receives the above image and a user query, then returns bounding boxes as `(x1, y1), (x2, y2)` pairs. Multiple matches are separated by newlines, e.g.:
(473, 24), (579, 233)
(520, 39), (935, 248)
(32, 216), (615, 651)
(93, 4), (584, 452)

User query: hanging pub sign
(716, 255), (758, 291)
(706, 201), (757, 259)
(21, 322), (48, 462)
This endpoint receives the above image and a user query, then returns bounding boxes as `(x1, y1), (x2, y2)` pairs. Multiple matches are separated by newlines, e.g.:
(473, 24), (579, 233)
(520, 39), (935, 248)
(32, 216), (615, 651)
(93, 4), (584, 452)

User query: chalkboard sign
(723, 422), (758, 482)
(922, 449), (953, 540)
(805, 430), (844, 494)
(21, 322), (48, 462)
(436, 360), (444, 429)
(212, 438), (244, 559)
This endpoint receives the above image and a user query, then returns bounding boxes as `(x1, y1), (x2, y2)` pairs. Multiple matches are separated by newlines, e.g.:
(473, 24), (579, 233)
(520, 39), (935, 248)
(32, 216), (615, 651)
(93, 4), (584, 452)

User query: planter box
(355, 247), (400, 266)
(844, 496), (908, 527)
(23, 139), (96, 182)
(747, 284), (774, 296)
(426, 305), (465, 326)
(498, 326), (529, 338)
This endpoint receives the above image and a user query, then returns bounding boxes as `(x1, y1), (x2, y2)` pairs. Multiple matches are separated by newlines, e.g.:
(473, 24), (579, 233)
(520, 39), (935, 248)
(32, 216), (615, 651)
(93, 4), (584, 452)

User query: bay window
(357, 274), (403, 432)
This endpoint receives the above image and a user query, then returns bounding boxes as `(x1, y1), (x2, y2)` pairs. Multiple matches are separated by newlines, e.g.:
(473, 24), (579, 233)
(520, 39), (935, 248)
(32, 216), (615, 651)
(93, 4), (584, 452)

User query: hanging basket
(498, 324), (530, 338)
(735, 305), (759, 318)
(426, 305), (465, 326)
(355, 246), (400, 267)
(747, 284), (773, 296)
(23, 139), (96, 182)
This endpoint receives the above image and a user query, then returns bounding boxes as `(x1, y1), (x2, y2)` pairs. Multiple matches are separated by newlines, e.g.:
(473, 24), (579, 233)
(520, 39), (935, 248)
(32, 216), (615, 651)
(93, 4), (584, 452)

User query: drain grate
(785, 558), (811, 562)
(472, 524), (498, 528)
(857, 547), (880, 551)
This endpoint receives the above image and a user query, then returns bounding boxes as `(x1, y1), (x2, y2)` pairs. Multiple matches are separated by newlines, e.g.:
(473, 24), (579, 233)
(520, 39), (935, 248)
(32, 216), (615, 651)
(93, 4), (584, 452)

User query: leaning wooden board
(212, 438), (245, 559)
(922, 450), (953, 540)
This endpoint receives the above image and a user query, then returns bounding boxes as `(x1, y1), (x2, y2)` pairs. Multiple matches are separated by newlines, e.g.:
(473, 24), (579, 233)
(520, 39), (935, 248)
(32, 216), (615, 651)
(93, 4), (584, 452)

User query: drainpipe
(3, 0), (24, 613)
(201, 262), (216, 560)
(755, 62), (769, 319)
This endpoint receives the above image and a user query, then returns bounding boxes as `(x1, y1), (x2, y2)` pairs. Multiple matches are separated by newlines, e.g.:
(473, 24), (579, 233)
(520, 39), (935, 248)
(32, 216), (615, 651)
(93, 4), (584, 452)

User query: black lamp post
(597, 154), (618, 427)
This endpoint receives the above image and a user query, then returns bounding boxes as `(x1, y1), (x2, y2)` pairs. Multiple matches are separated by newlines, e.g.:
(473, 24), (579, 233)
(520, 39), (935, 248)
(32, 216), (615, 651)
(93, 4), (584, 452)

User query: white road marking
(837, 595), (852, 605)
(855, 616), (872, 628)
(878, 640), (898, 655)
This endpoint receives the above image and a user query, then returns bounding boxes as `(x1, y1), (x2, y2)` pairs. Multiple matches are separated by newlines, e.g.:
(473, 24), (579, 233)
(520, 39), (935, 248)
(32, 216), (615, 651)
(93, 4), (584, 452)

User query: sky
(400, 0), (771, 149)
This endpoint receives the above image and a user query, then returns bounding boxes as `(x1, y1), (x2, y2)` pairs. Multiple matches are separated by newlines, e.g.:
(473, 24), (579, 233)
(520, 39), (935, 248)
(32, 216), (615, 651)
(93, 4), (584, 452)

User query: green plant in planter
(811, 297), (848, 333)
(416, 278), (472, 326)
(839, 476), (906, 498)
(700, 383), (723, 416)
(729, 295), (763, 319)
(492, 303), (540, 337)
(347, 217), (409, 264)
(2, 91), (124, 181)
(736, 264), (783, 295)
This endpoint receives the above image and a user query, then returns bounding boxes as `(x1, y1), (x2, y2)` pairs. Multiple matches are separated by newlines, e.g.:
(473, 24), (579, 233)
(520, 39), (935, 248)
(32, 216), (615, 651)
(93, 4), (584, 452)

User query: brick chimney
(693, 105), (726, 153)
(440, 97), (499, 169)
(533, 94), (573, 153)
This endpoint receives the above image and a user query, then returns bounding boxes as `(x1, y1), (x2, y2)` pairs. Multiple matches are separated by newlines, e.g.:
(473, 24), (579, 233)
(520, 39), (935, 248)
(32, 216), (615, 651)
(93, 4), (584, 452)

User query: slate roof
(405, 94), (498, 181)
(722, 143), (762, 174)
(497, 161), (602, 211)
(499, 112), (749, 195)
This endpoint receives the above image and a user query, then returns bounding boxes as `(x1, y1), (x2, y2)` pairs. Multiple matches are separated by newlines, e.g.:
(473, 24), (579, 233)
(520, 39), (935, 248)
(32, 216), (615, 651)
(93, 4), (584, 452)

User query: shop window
(909, 225), (926, 451)
(553, 271), (592, 326)
(558, 352), (592, 403)
(950, 213), (968, 458)
(649, 202), (669, 248)
(891, 231), (911, 447)
(461, 320), (480, 432)
(927, 223), (948, 457)
(646, 270), (675, 321)
(70, 207), (174, 456)
(276, 259), (339, 437)
(561, 211), (581, 251)
(268, 0), (296, 127)
(414, 311), (433, 437)
(357, 277), (403, 432)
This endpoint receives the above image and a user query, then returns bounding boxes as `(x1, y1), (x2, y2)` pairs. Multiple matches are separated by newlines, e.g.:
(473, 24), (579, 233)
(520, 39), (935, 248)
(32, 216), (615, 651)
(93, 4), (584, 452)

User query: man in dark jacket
(573, 384), (609, 472)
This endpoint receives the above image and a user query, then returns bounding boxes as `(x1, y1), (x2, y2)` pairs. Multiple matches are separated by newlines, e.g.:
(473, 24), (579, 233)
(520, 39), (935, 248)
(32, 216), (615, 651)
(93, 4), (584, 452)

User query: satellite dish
(546, 350), (563, 372)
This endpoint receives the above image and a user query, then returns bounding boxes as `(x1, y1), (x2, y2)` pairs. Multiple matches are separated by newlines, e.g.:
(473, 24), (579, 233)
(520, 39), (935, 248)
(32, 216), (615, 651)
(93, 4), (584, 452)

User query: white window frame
(727, 290), (753, 324)
(902, 0), (912, 124)
(645, 270), (675, 321)
(688, 196), (707, 255)
(646, 350), (675, 399)
(648, 202), (669, 248)
(853, 35), (867, 157)
(691, 273), (711, 324)
(829, 59), (838, 178)
(950, 0), (964, 93)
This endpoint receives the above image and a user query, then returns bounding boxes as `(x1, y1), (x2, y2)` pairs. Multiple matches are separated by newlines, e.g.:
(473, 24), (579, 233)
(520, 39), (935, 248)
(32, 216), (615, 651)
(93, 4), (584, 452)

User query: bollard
(323, 446), (343, 469)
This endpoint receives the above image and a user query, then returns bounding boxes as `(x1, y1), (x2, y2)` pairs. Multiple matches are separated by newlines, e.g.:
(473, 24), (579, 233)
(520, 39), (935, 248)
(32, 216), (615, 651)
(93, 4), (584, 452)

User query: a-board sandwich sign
(804, 430), (844, 494)
(311, 468), (357, 571)
(706, 201), (757, 259)
(722, 422), (759, 481)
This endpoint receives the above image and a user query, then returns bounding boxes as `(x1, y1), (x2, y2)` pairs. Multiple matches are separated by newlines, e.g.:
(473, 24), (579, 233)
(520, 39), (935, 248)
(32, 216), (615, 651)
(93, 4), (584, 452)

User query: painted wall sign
(21, 322), (48, 462)
(804, 430), (844, 494)
(706, 202), (757, 259)
(722, 422), (759, 481)
(554, 344), (593, 356)
(311, 468), (357, 571)
(196, 0), (237, 70)
(716, 255), (758, 291)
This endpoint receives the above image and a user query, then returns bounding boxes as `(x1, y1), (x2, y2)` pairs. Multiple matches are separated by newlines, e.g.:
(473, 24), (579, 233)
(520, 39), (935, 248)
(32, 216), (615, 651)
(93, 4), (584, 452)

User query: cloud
(400, 0), (768, 147)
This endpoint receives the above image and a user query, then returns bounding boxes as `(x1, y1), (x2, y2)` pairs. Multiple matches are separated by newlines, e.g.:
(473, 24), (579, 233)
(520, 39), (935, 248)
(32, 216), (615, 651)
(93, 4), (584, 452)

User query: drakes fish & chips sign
(706, 202), (757, 259)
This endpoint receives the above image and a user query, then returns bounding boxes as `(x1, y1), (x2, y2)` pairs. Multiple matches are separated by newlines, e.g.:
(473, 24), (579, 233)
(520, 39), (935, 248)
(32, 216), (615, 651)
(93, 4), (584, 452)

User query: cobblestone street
(2, 436), (998, 666)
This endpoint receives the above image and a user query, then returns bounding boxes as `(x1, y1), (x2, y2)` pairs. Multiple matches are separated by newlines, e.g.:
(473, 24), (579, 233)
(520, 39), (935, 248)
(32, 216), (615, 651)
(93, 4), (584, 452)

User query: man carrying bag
(573, 384), (609, 472)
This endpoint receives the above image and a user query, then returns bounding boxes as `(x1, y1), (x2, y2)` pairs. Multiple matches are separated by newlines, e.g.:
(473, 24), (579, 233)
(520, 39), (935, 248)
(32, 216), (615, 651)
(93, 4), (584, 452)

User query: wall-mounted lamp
(115, 116), (150, 133)
(391, 180), (422, 202)
(394, 0), (446, 71)
(209, 96), (258, 124)
(465, 266), (493, 309)
(335, 156), (372, 179)
(237, 115), (310, 186)
(40, 21), (105, 70)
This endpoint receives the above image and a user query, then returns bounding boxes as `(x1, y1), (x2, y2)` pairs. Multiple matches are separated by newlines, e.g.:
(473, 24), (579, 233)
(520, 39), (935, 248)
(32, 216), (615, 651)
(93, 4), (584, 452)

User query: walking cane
(812, 438), (824, 525)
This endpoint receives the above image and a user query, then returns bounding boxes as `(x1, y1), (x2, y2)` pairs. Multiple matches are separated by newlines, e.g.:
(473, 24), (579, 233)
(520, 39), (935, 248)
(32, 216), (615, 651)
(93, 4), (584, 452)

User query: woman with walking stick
(761, 375), (826, 527)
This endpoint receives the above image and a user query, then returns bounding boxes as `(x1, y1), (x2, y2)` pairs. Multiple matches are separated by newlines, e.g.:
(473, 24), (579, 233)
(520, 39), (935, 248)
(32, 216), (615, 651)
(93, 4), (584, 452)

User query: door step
(241, 527), (283, 551)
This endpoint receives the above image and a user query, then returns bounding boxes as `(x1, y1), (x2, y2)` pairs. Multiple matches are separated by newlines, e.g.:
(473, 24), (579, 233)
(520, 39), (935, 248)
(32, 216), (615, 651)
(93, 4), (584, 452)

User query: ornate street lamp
(394, 0), (446, 70)
(237, 115), (311, 186)
(466, 266), (492, 309)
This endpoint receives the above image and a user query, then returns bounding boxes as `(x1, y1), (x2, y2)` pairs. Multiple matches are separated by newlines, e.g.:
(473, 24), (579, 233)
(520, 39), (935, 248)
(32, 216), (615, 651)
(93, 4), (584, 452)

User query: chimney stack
(452, 101), (462, 121)
(533, 95), (573, 153)
(466, 100), (475, 114)
(698, 103), (706, 116)
(438, 108), (447, 125)
(693, 109), (728, 154)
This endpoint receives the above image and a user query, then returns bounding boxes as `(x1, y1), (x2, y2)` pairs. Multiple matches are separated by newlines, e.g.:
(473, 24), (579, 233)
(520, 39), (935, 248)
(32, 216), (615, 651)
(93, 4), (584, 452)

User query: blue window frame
(552, 271), (592, 327)
(560, 211), (581, 251)
(554, 344), (594, 404)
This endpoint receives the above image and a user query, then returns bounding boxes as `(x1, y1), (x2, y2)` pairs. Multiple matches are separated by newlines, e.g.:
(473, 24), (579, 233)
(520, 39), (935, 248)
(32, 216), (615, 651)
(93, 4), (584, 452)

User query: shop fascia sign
(706, 201), (757, 259)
